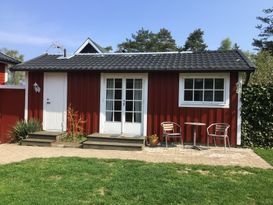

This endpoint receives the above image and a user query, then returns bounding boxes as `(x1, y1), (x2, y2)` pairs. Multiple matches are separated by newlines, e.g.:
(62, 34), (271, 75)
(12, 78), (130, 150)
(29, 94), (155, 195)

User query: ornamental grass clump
(10, 119), (41, 142)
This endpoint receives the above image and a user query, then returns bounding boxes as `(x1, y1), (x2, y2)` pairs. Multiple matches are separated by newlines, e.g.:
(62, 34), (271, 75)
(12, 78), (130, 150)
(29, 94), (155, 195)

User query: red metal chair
(207, 123), (230, 149)
(161, 121), (183, 148)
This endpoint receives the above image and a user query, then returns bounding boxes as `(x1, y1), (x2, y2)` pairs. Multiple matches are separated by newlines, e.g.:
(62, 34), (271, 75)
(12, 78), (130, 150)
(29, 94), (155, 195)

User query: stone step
(28, 131), (64, 140)
(82, 141), (143, 151)
(21, 138), (55, 147)
(87, 133), (145, 144)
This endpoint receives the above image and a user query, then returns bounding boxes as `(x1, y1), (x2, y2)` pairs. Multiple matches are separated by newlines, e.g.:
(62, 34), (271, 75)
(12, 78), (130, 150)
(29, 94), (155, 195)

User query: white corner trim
(178, 73), (230, 108)
(74, 38), (102, 54)
(4, 66), (8, 83)
(24, 72), (29, 121)
(236, 73), (243, 145)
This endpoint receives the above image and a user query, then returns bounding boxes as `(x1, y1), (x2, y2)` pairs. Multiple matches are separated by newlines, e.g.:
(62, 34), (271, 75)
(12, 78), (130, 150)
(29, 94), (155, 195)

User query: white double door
(100, 74), (147, 136)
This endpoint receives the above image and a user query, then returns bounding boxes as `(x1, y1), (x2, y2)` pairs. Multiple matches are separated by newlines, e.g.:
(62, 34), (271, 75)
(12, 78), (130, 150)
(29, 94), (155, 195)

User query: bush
(241, 84), (273, 148)
(10, 119), (41, 142)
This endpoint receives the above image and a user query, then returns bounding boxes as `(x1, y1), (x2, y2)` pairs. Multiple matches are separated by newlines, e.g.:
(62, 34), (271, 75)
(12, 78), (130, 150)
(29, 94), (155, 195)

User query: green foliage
(117, 28), (178, 52)
(182, 28), (207, 51)
(218, 38), (232, 51)
(253, 7), (273, 53)
(241, 84), (273, 148)
(249, 51), (273, 85)
(0, 157), (272, 204)
(10, 119), (41, 142)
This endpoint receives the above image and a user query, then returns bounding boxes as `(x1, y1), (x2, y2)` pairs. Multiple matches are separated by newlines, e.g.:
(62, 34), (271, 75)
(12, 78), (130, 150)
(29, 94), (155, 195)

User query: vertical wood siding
(0, 88), (25, 143)
(28, 72), (44, 123)
(0, 63), (6, 84)
(67, 72), (100, 134)
(147, 72), (238, 146)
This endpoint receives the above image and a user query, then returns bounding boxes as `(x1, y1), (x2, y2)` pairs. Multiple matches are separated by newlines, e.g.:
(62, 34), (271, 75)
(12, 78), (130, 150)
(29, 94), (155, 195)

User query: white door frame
(43, 72), (67, 131)
(99, 73), (148, 136)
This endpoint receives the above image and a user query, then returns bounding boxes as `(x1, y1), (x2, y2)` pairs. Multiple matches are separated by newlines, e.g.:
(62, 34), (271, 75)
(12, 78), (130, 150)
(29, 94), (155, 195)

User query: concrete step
(87, 133), (145, 145)
(82, 141), (143, 151)
(21, 138), (55, 147)
(28, 131), (64, 140)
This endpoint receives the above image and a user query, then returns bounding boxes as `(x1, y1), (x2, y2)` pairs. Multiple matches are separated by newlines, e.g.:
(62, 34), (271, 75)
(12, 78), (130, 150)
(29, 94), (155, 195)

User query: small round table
(184, 122), (206, 150)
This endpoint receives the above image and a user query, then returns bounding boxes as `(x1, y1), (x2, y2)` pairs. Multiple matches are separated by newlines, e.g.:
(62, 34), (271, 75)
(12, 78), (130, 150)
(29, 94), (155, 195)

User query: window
(179, 73), (230, 108)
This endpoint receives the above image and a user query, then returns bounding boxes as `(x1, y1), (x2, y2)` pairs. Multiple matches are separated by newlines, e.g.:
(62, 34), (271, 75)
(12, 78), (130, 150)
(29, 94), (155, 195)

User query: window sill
(179, 103), (229, 108)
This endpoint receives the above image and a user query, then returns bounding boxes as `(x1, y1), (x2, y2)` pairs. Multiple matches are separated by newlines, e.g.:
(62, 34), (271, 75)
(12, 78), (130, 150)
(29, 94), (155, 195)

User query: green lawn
(0, 157), (272, 205)
(254, 148), (273, 166)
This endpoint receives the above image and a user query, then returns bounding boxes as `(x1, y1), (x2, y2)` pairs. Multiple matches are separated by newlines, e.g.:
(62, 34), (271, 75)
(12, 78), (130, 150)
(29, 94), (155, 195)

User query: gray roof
(11, 50), (255, 72)
(0, 52), (21, 64)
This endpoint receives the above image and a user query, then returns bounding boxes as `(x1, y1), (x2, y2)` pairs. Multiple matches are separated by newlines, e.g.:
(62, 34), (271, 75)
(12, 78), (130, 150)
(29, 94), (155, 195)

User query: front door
(100, 74), (147, 136)
(43, 72), (67, 131)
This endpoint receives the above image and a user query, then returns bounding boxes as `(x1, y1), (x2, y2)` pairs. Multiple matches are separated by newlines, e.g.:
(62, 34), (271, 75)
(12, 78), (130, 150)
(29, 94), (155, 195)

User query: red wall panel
(0, 63), (6, 84)
(67, 72), (100, 134)
(0, 88), (25, 143)
(147, 72), (238, 146)
(28, 72), (44, 123)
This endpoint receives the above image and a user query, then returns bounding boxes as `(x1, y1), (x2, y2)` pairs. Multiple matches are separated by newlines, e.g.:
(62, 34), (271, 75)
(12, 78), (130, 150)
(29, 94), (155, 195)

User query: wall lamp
(33, 82), (41, 93)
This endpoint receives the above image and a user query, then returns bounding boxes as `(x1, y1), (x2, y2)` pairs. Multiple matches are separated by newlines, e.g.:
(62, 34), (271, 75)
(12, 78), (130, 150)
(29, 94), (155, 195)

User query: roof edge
(236, 50), (256, 71)
(0, 51), (21, 64)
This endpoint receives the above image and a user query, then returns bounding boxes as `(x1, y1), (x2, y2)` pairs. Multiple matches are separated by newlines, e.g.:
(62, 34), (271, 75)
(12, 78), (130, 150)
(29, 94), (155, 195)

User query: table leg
(192, 126), (201, 151)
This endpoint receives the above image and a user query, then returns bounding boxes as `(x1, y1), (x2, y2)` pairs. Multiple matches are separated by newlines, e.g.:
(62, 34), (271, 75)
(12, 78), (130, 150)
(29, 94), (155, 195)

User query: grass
(254, 148), (273, 166)
(0, 157), (272, 205)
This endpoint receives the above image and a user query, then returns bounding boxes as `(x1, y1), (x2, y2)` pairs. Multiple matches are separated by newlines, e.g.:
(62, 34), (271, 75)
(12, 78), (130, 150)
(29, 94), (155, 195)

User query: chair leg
(181, 136), (183, 147)
(224, 137), (226, 150)
(227, 136), (231, 148)
(207, 136), (210, 147)
(213, 137), (216, 147)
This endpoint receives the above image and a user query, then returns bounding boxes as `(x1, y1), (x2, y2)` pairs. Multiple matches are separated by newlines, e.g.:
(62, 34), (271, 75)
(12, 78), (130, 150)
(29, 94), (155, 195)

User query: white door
(43, 72), (67, 131)
(100, 74), (148, 136)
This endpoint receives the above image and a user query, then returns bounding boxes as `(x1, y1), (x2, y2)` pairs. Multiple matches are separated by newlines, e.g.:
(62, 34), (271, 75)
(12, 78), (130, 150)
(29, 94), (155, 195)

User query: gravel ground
(0, 144), (271, 169)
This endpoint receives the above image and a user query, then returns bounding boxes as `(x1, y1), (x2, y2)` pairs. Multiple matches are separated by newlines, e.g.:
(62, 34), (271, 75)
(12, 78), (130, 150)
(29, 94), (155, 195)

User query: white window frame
(179, 73), (230, 108)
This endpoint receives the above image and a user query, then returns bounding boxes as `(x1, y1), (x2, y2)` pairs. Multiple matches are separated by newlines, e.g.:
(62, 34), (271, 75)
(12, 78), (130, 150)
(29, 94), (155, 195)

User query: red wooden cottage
(0, 51), (20, 84)
(11, 38), (255, 146)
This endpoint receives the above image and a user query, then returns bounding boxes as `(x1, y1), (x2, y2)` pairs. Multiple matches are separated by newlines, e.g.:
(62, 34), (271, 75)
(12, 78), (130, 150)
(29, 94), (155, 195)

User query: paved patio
(0, 144), (271, 169)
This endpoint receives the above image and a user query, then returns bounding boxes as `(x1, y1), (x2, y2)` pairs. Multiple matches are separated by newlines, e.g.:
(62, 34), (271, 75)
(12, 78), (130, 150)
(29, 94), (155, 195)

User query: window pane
(126, 90), (133, 100)
(194, 79), (203, 89)
(205, 79), (213, 89)
(125, 112), (133, 122)
(134, 101), (142, 111)
(106, 111), (113, 121)
(214, 91), (224, 102)
(215, 79), (224, 89)
(115, 79), (122, 88)
(114, 112), (121, 122)
(115, 90), (122, 99)
(194, 90), (203, 101)
(134, 90), (142, 100)
(135, 79), (142, 89)
(106, 79), (114, 88)
(126, 101), (133, 111)
(184, 90), (193, 101)
(204, 91), (213, 101)
(126, 79), (133, 89)
(114, 101), (121, 111)
(106, 90), (113, 99)
(106, 100), (113, 110)
(134, 113), (142, 123)
(185, 79), (193, 89)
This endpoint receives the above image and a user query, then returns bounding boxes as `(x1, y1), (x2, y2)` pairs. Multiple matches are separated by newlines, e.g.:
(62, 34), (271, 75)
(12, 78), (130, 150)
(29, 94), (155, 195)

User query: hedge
(241, 84), (273, 148)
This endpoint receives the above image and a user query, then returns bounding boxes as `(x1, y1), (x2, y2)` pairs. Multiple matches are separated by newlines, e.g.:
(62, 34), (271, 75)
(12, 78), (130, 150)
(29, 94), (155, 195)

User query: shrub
(10, 119), (41, 142)
(67, 105), (86, 142)
(241, 84), (273, 148)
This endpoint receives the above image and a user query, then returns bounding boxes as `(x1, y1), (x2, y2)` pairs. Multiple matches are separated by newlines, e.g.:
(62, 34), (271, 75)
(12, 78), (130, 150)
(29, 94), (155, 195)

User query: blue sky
(0, 0), (272, 60)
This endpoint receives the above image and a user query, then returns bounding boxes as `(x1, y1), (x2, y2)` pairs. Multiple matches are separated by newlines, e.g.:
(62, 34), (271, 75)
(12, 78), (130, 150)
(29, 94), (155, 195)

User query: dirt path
(0, 144), (271, 169)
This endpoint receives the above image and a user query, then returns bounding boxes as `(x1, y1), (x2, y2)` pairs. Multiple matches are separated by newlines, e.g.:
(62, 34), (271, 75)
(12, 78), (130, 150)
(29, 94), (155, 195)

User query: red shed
(11, 38), (255, 146)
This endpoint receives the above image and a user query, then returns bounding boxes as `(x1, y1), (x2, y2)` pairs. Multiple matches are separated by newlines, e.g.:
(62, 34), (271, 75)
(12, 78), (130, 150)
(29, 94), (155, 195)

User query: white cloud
(0, 31), (53, 46)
